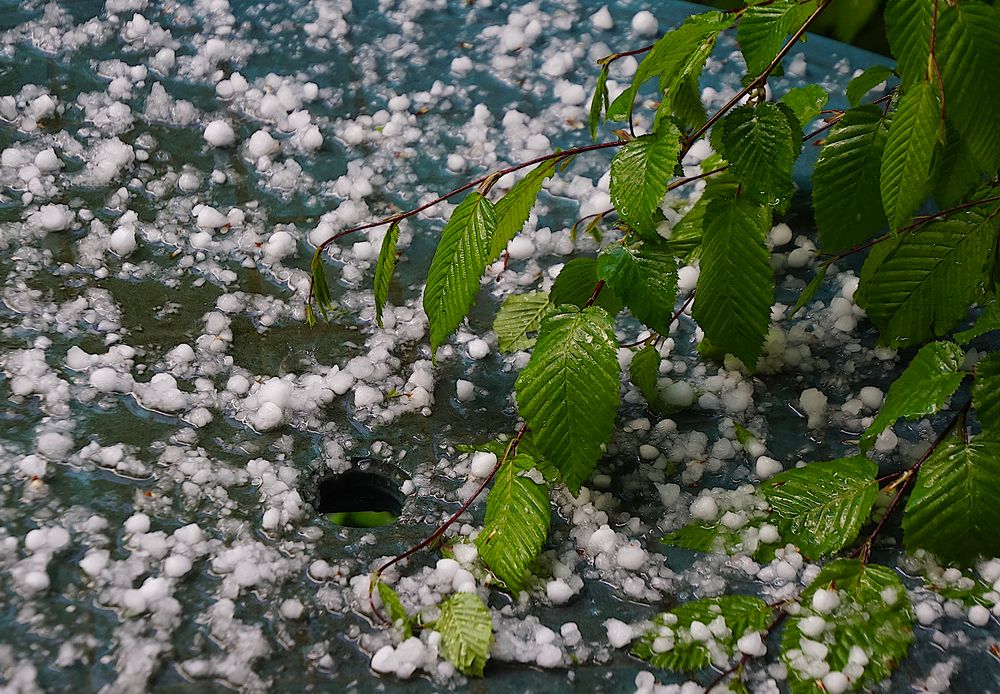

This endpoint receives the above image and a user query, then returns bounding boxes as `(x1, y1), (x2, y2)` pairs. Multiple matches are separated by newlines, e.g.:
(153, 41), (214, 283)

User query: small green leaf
(597, 241), (679, 335)
(610, 124), (683, 237)
(629, 345), (661, 408)
(494, 291), (551, 353)
(861, 341), (966, 451)
(436, 592), (493, 677)
(423, 192), (496, 352)
(855, 219), (996, 346)
(550, 257), (622, 316)
(515, 307), (620, 494)
(660, 523), (718, 553)
(629, 11), (735, 120)
(885, 0), (933, 87)
(973, 352), (1000, 436)
(311, 251), (335, 320)
(846, 65), (895, 107)
(693, 195), (774, 369)
(589, 63), (610, 141)
(880, 79), (941, 230)
(812, 105), (889, 251)
(783, 559), (913, 693)
(374, 221), (400, 328)
(904, 431), (1000, 565)
(936, 2), (1000, 171)
(737, 0), (817, 76)
(490, 160), (559, 260)
(632, 596), (772, 672)
(761, 457), (878, 559)
(711, 102), (800, 205)
(779, 84), (829, 125)
(377, 582), (412, 638)
(788, 265), (828, 318)
(476, 453), (550, 593)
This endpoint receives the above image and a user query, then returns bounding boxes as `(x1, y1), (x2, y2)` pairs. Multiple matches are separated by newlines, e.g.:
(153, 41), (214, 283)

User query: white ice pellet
(469, 451), (498, 478)
(591, 6), (614, 30)
(661, 381), (694, 408)
(254, 402), (284, 431)
(467, 339), (490, 360)
(755, 456), (783, 479)
(822, 672), (849, 694)
(799, 388), (828, 429)
(604, 618), (633, 648)
(247, 130), (278, 158)
(280, 598), (304, 619)
(125, 513), (150, 534)
(638, 444), (659, 460)
(859, 386), (884, 409)
(631, 10), (658, 36)
(690, 495), (719, 521)
(588, 524), (617, 554)
(203, 119), (236, 147)
(108, 226), (137, 256)
(547, 579), (574, 605)
(37, 432), (73, 460)
(737, 631), (767, 656)
(969, 604), (991, 626)
(353, 385), (383, 408)
(164, 554), (193, 577)
(811, 588), (841, 614)
(456, 379), (475, 402)
(769, 223), (793, 247)
(798, 615), (827, 637)
(371, 645), (396, 674)
(615, 544), (647, 571)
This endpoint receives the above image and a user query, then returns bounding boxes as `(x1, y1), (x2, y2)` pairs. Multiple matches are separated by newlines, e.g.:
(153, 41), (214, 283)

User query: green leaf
(373, 221), (400, 328)
(779, 84), (829, 126)
(936, 2), (1000, 171)
(846, 64), (895, 107)
(423, 192), (496, 352)
(589, 63), (610, 141)
(377, 582), (412, 638)
(710, 102), (800, 205)
(885, 0), (933, 87)
(490, 160), (559, 260)
(610, 125), (683, 237)
(629, 345), (661, 408)
(494, 291), (551, 353)
(788, 265), (828, 318)
(761, 457), (878, 559)
(550, 257), (622, 316)
(974, 351), (1000, 438)
(629, 12), (735, 119)
(671, 75), (708, 132)
(693, 196), (774, 369)
(476, 453), (550, 593)
(311, 251), (335, 320)
(880, 79), (941, 230)
(515, 307), (620, 494)
(632, 596), (772, 672)
(860, 341), (966, 451)
(436, 592), (493, 677)
(855, 220), (995, 346)
(904, 431), (1000, 565)
(956, 299), (1000, 345)
(812, 105), (889, 251)
(666, 171), (739, 257)
(783, 559), (912, 693)
(597, 242), (679, 335)
(737, 0), (817, 75)
(660, 523), (718, 553)
(934, 122), (988, 209)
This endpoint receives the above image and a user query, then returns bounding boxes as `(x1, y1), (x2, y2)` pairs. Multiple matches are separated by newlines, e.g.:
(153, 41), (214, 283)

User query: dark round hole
(316, 470), (404, 528)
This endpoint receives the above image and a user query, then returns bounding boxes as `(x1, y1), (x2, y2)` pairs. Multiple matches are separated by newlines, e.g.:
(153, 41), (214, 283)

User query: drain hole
(316, 471), (403, 528)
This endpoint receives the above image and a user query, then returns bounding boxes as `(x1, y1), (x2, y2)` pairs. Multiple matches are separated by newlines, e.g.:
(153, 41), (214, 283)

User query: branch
(852, 399), (971, 563)
(682, 0), (834, 156)
(367, 424), (528, 623)
(703, 610), (789, 693)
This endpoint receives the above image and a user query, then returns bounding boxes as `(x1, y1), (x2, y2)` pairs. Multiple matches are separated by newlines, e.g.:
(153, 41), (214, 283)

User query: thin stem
(367, 425), (529, 623)
(620, 290), (696, 349)
(853, 399), (970, 563)
(826, 194), (1000, 263)
(682, 0), (833, 156)
(598, 44), (654, 67)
